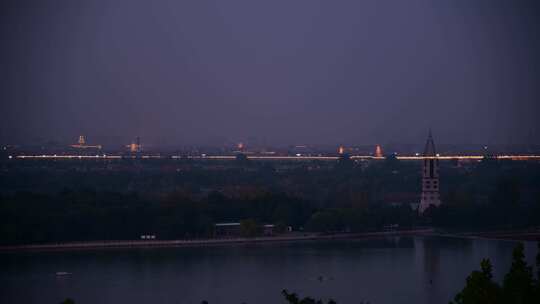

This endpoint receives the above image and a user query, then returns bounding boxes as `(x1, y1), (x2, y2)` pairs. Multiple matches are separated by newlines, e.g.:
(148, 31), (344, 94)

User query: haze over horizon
(1, 0), (540, 147)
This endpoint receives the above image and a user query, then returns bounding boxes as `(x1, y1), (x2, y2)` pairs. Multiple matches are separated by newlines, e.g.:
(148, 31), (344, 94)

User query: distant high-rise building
(375, 145), (383, 158)
(338, 145), (345, 155)
(419, 130), (442, 213)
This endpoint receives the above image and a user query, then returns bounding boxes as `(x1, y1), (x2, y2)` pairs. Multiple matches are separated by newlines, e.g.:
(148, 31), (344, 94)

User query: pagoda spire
(423, 129), (436, 156)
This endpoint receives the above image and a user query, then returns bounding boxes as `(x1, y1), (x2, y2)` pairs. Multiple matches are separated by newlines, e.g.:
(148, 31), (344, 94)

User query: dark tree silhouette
(451, 259), (501, 304)
(281, 289), (340, 304)
(240, 218), (260, 237)
(502, 243), (535, 304)
(452, 242), (540, 304)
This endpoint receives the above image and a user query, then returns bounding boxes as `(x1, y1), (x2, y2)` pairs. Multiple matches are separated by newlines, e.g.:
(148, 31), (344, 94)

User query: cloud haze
(1, 0), (539, 147)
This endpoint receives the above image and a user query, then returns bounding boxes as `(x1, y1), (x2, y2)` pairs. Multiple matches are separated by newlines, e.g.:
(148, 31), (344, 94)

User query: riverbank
(0, 228), (434, 253)
(430, 227), (540, 242)
(457, 228), (540, 241)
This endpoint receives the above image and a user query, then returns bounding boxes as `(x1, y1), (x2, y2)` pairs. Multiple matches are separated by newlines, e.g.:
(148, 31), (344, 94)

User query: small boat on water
(56, 272), (71, 276)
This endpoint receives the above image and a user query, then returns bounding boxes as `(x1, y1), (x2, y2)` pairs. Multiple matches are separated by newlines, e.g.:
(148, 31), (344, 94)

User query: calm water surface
(1, 236), (538, 304)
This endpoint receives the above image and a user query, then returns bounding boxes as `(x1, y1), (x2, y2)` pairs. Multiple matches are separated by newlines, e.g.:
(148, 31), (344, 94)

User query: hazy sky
(1, 0), (539, 147)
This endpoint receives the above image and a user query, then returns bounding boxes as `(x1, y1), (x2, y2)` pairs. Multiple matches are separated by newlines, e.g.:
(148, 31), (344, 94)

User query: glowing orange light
(375, 145), (383, 158)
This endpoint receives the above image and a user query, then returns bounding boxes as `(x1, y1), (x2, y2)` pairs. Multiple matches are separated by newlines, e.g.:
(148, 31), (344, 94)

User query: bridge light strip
(11, 155), (540, 161)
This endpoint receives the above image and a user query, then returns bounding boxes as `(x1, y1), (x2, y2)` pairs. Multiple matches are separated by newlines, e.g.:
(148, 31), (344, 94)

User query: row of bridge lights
(414, 153), (440, 157)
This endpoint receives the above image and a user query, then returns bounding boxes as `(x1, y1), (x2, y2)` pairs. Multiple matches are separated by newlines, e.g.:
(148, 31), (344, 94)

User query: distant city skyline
(4, 132), (540, 152)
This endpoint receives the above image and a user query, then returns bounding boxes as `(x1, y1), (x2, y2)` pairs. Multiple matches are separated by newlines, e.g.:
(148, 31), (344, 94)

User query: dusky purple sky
(1, 0), (539, 147)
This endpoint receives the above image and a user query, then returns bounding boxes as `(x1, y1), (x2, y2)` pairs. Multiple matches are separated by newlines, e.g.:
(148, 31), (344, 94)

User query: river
(1, 236), (538, 304)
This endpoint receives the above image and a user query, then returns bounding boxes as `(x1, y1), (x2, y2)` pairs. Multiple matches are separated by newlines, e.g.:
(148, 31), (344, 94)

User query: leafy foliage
(451, 243), (540, 304)
(240, 219), (261, 237)
(451, 259), (502, 304)
(2, 157), (540, 244)
(502, 243), (535, 304)
(282, 290), (338, 304)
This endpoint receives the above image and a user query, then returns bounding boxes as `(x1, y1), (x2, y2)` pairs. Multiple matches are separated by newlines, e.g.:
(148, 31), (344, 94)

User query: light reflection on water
(0, 236), (537, 304)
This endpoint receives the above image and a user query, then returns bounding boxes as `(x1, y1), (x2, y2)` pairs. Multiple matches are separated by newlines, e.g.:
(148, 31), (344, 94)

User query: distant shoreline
(3, 228), (539, 253)
(0, 229), (435, 253)
(444, 229), (540, 242)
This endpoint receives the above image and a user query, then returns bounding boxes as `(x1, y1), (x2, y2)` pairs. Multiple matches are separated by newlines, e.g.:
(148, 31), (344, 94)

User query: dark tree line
(426, 174), (540, 230)
(0, 189), (421, 245)
(451, 242), (540, 304)
(2, 158), (540, 245)
(0, 190), (313, 245)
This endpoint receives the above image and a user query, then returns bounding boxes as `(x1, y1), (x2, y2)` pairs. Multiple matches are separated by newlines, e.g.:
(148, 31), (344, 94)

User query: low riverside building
(262, 224), (275, 236)
(214, 222), (277, 237)
(214, 222), (241, 237)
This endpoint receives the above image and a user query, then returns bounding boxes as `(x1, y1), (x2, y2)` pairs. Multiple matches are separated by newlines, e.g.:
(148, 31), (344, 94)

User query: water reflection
(0, 237), (537, 304)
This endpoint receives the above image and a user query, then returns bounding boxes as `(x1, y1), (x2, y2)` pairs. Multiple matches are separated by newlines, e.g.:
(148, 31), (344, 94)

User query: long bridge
(9, 154), (540, 161)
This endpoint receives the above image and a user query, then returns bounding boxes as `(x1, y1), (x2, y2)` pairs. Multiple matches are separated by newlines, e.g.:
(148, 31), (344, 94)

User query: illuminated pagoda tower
(337, 144), (352, 166)
(419, 130), (442, 213)
(374, 145), (383, 158)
